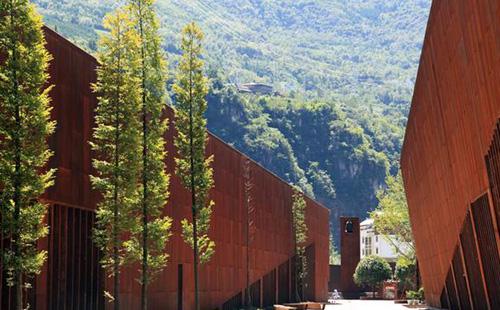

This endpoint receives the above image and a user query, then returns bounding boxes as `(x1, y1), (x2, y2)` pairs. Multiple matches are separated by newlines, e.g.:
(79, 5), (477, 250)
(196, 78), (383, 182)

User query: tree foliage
(33, 0), (430, 113)
(173, 22), (215, 310)
(292, 187), (308, 301)
(395, 256), (417, 295)
(371, 171), (415, 259)
(206, 86), (391, 242)
(329, 235), (340, 265)
(0, 1), (55, 307)
(243, 158), (255, 308)
(30, 0), (431, 245)
(125, 1), (172, 309)
(353, 255), (392, 293)
(91, 6), (142, 308)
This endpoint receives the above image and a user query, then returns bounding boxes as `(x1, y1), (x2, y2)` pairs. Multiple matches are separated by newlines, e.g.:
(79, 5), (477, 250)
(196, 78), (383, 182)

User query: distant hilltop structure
(236, 82), (282, 96)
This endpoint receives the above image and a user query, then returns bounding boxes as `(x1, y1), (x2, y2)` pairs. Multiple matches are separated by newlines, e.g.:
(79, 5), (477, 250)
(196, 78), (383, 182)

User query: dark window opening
(345, 220), (354, 233)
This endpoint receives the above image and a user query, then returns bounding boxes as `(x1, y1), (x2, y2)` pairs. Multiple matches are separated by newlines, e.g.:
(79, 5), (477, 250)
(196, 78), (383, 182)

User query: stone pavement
(324, 299), (434, 310)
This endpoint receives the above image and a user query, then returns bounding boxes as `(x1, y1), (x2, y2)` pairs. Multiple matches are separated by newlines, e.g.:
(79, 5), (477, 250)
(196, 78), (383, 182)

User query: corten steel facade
(401, 0), (500, 308)
(0, 28), (330, 309)
(339, 217), (360, 298)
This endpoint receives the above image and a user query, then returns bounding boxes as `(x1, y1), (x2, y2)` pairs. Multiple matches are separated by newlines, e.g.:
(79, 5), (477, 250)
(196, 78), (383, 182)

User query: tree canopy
(30, 0), (431, 244)
(91, 6), (142, 308)
(371, 171), (415, 259)
(353, 255), (392, 293)
(173, 22), (215, 310)
(0, 1), (55, 308)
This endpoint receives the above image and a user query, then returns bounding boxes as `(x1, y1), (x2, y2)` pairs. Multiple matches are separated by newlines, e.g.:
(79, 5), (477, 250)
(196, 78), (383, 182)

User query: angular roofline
(206, 122), (328, 211)
(400, 0), (436, 165)
(43, 25), (329, 213)
(43, 25), (98, 64)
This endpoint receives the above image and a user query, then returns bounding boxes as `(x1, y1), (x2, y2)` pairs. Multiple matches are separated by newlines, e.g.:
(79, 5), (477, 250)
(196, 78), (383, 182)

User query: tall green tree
(370, 171), (415, 260)
(292, 187), (308, 302)
(126, 1), (172, 309)
(0, 1), (54, 309)
(353, 255), (392, 298)
(243, 158), (255, 308)
(173, 22), (215, 310)
(394, 256), (417, 298)
(91, 7), (141, 310)
(329, 235), (340, 265)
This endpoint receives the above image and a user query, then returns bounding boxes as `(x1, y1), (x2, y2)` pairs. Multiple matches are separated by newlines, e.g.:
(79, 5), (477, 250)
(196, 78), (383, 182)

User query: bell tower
(340, 217), (361, 298)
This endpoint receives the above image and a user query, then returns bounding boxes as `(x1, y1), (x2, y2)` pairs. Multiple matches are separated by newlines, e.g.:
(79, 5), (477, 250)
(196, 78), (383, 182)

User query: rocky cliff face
(32, 0), (430, 242)
(205, 85), (390, 243)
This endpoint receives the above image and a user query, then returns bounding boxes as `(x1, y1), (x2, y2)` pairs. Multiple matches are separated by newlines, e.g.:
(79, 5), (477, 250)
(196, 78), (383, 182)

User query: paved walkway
(324, 300), (431, 310)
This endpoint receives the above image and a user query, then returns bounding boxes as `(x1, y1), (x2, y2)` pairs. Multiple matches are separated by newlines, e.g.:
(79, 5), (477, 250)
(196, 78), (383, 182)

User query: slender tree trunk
(10, 1), (23, 307)
(14, 128), (22, 310)
(113, 239), (120, 310)
(188, 61), (200, 310)
(191, 200), (199, 310)
(141, 55), (149, 310)
(294, 248), (300, 302)
(113, 43), (122, 310)
(415, 260), (420, 289)
(245, 195), (250, 308)
(13, 108), (22, 310)
(246, 252), (250, 307)
(141, 91), (149, 310)
(292, 215), (300, 303)
(112, 192), (119, 310)
(138, 4), (149, 309)
(400, 283), (407, 300)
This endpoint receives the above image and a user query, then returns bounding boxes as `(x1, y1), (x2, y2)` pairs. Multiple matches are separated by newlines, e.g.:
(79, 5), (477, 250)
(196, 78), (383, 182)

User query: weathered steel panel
(445, 268), (461, 310)
(451, 246), (471, 310)
(0, 27), (330, 309)
(440, 287), (449, 310)
(262, 269), (276, 307)
(459, 211), (487, 310)
(486, 122), (500, 229)
(278, 260), (290, 303)
(339, 217), (360, 298)
(471, 190), (500, 308)
(401, 0), (500, 306)
(47, 205), (104, 310)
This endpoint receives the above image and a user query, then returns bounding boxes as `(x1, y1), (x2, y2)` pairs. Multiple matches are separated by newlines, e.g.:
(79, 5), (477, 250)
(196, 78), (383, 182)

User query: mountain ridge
(32, 0), (431, 242)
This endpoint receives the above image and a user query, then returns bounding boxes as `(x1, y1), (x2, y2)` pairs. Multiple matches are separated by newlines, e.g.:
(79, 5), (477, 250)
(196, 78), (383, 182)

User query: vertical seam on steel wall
(486, 167), (500, 260)
(449, 259), (462, 310)
(444, 281), (451, 309)
(458, 233), (474, 310)
(469, 197), (492, 310)
(429, 33), (459, 302)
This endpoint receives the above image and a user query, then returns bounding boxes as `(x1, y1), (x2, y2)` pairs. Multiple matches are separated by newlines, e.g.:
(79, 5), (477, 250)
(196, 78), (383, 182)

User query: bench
(304, 303), (326, 309)
(274, 306), (297, 310)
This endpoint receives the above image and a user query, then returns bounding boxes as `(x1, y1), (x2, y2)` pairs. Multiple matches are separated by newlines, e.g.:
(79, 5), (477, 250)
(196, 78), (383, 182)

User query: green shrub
(353, 255), (392, 294)
(406, 287), (424, 301)
(406, 290), (418, 299)
(395, 257), (417, 292)
(418, 287), (425, 301)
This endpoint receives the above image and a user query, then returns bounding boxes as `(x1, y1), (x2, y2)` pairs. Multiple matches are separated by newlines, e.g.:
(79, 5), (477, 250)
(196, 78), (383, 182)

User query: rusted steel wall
(42, 27), (98, 211)
(339, 217), (360, 298)
(401, 0), (500, 307)
(0, 27), (329, 309)
(1, 27), (101, 310)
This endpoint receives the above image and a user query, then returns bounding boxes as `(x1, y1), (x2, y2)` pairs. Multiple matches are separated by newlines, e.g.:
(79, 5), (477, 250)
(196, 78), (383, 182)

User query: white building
(360, 218), (407, 263)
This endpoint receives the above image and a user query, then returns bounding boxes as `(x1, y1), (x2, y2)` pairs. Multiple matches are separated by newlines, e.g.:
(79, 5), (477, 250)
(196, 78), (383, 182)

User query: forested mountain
(32, 0), (431, 241)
